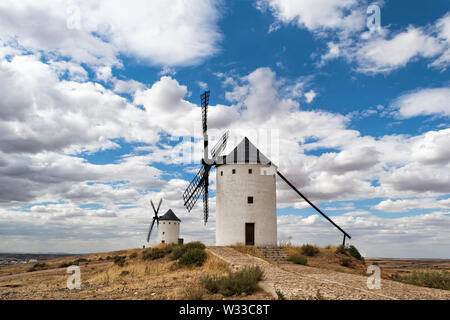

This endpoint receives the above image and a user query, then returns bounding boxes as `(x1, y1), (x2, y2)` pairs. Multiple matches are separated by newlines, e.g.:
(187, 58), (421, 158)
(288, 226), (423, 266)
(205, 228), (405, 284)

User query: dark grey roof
(159, 209), (181, 221)
(216, 137), (271, 165)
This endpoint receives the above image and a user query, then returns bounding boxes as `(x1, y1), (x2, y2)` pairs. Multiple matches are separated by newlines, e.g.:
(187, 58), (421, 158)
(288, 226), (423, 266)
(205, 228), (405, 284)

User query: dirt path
(208, 247), (450, 300)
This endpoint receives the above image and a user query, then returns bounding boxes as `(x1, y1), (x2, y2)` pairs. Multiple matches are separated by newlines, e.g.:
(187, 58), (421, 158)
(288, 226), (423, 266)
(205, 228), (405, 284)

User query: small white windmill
(146, 199), (181, 245)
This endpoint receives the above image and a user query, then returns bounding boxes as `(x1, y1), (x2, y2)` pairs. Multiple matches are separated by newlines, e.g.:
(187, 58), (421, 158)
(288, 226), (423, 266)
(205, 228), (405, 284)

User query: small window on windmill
(162, 232), (165, 235)
(248, 196), (253, 204)
(248, 169), (252, 174)
(232, 169), (236, 174)
(221, 171), (223, 176)
(169, 222), (171, 224)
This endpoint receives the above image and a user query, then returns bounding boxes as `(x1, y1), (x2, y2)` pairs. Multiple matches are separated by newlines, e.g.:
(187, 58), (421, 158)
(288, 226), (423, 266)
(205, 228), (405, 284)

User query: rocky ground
(209, 247), (450, 300)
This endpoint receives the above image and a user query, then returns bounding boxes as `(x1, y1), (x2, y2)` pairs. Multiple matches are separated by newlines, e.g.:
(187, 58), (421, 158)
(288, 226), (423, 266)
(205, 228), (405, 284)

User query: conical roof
(216, 137), (272, 165)
(159, 209), (181, 222)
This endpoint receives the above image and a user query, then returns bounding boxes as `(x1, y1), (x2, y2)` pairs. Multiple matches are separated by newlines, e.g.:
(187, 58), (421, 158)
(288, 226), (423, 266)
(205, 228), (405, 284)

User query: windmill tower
(157, 209), (181, 244)
(146, 199), (182, 245)
(183, 91), (352, 247)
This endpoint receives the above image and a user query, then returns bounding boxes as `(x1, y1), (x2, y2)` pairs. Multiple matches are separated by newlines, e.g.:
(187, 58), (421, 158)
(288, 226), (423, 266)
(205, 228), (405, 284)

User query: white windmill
(146, 199), (182, 245)
(183, 91), (351, 247)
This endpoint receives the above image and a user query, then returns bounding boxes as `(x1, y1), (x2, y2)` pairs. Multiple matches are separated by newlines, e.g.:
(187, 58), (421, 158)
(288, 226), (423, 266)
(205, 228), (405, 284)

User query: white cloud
(304, 89), (317, 103)
(391, 87), (450, 119)
(353, 27), (443, 74)
(373, 198), (450, 213)
(258, 2), (450, 74)
(198, 81), (208, 90)
(0, 0), (223, 68)
(258, 0), (365, 34)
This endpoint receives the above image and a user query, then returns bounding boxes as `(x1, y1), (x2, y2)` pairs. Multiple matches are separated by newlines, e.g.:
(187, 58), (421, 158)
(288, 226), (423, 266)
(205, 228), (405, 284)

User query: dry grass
(281, 244), (366, 275)
(232, 243), (263, 259)
(0, 246), (269, 300)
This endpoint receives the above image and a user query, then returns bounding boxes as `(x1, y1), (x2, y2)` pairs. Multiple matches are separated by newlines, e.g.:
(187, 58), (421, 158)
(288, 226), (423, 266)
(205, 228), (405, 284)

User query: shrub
(185, 241), (206, 251)
(288, 254), (307, 265)
(27, 263), (48, 272)
(178, 248), (207, 267)
(393, 271), (450, 291)
(105, 256), (113, 261)
(335, 245), (347, 255)
(142, 246), (173, 260)
(58, 262), (71, 268)
(335, 244), (364, 261)
(113, 255), (126, 267)
(180, 286), (205, 300)
(119, 270), (130, 277)
(346, 245), (363, 261)
(276, 290), (286, 300)
(301, 244), (319, 257)
(129, 252), (138, 259)
(340, 257), (351, 267)
(169, 245), (187, 260)
(201, 266), (264, 296)
(169, 242), (205, 260)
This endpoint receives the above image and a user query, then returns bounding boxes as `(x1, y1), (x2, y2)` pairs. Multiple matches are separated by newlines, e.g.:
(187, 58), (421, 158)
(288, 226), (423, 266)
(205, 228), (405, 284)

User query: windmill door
(245, 223), (255, 246)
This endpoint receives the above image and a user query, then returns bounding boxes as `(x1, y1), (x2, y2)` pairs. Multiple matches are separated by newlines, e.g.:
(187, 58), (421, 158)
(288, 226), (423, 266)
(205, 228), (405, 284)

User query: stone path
(208, 247), (450, 300)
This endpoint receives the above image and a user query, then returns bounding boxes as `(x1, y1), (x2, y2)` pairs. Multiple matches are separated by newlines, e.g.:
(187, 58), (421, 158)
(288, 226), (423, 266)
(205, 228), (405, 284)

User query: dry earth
(209, 247), (450, 300)
(1, 246), (449, 300)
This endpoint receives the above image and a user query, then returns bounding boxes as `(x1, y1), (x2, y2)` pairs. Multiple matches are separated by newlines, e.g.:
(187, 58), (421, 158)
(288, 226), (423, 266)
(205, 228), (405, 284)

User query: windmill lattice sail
(183, 91), (228, 225)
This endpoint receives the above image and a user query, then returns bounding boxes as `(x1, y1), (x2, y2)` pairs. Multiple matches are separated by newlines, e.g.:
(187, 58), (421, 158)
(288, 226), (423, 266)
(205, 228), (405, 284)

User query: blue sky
(0, 0), (449, 258)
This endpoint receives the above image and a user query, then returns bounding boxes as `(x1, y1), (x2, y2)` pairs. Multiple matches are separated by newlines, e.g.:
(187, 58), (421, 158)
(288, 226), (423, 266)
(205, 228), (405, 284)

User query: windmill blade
(203, 174), (209, 225)
(201, 91), (210, 133)
(183, 166), (206, 212)
(156, 198), (163, 213)
(277, 171), (351, 243)
(150, 200), (157, 216)
(146, 217), (157, 242)
(183, 165), (211, 212)
(211, 130), (229, 159)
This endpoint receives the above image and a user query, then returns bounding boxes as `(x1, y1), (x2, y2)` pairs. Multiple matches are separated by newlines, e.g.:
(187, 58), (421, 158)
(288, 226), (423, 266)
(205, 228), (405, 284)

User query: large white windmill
(183, 91), (351, 247)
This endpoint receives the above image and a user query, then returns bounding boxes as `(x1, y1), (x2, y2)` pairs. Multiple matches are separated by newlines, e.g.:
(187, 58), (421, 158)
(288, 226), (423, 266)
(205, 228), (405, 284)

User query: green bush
(301, 244), (319, 257)
(393, 271), (450, 291)
(201, 266), (264, 297)
(335, 244), (364, 261)
(120, 270), (130, 277)
(288, 254), (307, 265)
(169, 242), (205, 260)
(113, 255), (126, 267)
(346, 245), (363, 261)
(340, 257), (351, 267)
(184, 241), (206, 250)
(27, 263), (48, 272)
(178, 248), (207, 267)
(58, 262), (71, 268)
(169, 245), (187, 260)
(142, 246), (174, 260)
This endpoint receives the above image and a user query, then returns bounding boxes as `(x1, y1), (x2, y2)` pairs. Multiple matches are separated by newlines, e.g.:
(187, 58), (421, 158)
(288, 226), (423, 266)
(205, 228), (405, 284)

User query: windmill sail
(183, 166), (207, 212)
(147, 199), (163, 243)
(211, 130), (229, 159)
(146, 218), (156, 242)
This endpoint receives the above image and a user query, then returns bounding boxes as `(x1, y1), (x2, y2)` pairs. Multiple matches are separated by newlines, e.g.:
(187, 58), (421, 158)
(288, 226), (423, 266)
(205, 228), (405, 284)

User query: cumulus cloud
(373, 198), (450, 213)
(391, 87), (450, 119)
(0, 0), (223, 68)
(257, 0), (366, 34)
(258, 2), (450, 74)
